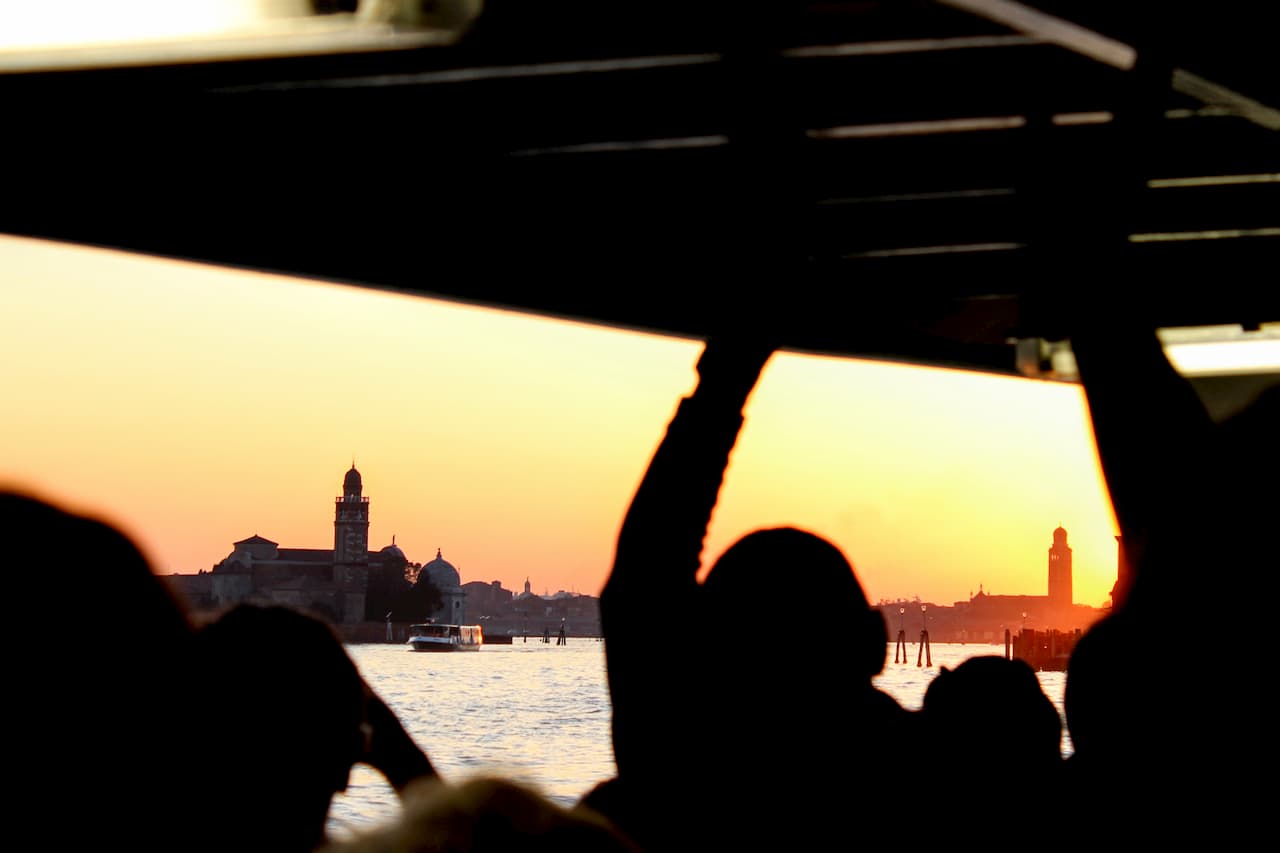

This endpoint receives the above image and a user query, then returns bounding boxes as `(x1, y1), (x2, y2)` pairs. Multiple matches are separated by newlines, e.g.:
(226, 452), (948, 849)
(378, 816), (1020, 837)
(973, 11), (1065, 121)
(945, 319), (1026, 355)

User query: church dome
(419, 548), (461, 590)
(379, 536), (407, 570)
(343, 464), (363, 497)
(1053, 525), (1068, 544)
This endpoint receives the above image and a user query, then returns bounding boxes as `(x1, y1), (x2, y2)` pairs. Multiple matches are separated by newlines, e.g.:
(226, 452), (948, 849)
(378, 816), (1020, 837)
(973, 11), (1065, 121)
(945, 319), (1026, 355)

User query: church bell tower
(1047, 525), (1073, 610)
(334, 463), (370, 575)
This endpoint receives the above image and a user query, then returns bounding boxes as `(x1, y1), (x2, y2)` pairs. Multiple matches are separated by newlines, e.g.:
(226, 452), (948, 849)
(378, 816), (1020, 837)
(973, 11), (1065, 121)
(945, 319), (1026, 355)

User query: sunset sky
(0, 233), (1145, 609)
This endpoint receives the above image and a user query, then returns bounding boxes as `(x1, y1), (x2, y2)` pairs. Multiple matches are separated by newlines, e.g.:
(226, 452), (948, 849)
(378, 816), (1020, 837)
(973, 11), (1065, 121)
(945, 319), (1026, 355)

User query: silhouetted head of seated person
(3, 490), (198, 844)
(190, 604), (386, 852)
(3, 490), (196, 650)
(1063, 608), (1192, 788)
(320, 776), (643, 853)
(1060, 605), (1225, 838)
(921, 655), (1062, 772)
(691, 526), (907, 831)
(917, 655), (1063, 834)
(700, 527), (891, 691)
(1064, 612), (1134, 771)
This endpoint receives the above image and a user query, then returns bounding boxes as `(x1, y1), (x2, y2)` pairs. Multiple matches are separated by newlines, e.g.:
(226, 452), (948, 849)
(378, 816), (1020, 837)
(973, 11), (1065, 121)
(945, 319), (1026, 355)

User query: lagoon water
(329, 640), (1068, 841)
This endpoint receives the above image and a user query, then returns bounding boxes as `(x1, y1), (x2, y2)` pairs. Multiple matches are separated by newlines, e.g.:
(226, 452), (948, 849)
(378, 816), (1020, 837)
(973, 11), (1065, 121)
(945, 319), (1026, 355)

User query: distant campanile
(1047, 525), (1073, 609)
(334, 463), (370, 570)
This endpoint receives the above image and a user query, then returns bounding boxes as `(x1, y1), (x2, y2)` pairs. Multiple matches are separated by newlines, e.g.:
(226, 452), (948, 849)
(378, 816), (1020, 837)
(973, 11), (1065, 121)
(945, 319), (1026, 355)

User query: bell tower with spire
(334, 463), (370, 572)
(1047, 524), (1073, 611)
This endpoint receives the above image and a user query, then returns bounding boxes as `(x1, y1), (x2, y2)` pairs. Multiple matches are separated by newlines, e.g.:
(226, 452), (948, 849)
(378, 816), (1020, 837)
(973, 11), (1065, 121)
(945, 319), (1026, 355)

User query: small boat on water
(407, 622), (483, 652)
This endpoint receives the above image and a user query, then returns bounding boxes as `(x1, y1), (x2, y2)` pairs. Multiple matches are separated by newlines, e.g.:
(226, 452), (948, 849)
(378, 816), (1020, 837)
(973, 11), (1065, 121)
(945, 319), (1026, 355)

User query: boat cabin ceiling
(2, 1), (1276, 383)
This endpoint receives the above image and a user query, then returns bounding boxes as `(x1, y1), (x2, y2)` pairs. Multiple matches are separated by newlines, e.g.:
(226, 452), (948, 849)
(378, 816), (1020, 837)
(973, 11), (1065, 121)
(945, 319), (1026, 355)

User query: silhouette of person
(189, 603), (436, 852)
(2, 491), (445, 851)
(918, 655), (1063, 833)
(585, 337), (912, 850)
(1063, 315), (1276, 840)
(4, 489), (199, 848)
(319, 776), (642, 853)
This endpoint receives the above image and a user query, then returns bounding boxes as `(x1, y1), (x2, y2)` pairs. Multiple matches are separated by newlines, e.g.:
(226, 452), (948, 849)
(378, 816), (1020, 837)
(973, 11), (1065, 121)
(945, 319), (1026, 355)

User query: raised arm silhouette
(1064, 316), (1276, 841)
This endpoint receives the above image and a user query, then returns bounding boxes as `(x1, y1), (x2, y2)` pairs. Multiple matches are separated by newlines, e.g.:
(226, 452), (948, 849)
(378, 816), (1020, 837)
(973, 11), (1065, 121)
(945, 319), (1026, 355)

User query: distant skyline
(0, 234), (1173, 608)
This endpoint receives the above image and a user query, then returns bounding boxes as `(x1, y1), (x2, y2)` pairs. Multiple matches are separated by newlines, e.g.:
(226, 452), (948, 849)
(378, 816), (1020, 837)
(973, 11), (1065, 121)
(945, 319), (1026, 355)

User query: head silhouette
(918, 654), (1062, 835)
(193, 604), (371, 852)
(5, 490), (197, 845)
(323, 776), (642, 853)
(922, 655), (1063, 772)
(1064, 613), (1131, 764)
(681, 527), (898, 848)
(701, 527), (887, 681)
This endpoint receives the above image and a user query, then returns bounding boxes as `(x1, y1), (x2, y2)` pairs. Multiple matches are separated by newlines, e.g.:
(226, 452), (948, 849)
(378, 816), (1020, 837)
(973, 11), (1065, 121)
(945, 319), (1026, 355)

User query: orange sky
(0, 234), (1138, 608)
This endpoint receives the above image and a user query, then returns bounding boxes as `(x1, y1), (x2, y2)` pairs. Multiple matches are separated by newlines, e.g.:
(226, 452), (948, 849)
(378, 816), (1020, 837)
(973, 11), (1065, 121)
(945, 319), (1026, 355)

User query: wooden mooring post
(916, 604), (932, 667)
(894, 607), (908, 663)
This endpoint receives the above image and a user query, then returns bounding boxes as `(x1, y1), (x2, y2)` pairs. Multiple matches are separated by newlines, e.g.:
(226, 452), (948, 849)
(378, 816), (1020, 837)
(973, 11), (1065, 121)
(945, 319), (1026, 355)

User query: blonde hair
(324, 777), (641, 853)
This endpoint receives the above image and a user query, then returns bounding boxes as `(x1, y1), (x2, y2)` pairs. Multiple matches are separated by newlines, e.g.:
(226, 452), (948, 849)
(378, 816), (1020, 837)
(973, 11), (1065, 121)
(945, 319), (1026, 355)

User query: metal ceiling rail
(0, 1), (1274, 371)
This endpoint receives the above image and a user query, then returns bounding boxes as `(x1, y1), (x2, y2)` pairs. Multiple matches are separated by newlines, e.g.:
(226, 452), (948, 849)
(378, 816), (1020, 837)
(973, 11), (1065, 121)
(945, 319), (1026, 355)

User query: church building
(203, 464), (466, 625)
(877, 525), (1106, 643)
(947, 525), (1099, 639)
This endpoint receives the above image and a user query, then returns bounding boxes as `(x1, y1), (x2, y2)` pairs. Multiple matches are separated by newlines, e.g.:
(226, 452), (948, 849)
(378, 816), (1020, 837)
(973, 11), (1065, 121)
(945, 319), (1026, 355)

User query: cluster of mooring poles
(893, 605), (932, 667)
(529, 620), (569, 645)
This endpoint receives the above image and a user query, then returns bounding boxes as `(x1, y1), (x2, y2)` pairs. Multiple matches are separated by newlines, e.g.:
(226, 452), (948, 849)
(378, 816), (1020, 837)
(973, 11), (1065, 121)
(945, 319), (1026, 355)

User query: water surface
(329, 640), (1066, 839)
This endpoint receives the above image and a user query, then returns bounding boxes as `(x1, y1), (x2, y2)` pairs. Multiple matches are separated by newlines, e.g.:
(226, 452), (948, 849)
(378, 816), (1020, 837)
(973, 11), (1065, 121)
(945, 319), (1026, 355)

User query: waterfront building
(168, 464), (463, 627)
(461, 576), (603, 639)
(877, 525), (1107, 644)
(415, 547), (467, 626)
(161, 462), (604, 641)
